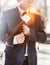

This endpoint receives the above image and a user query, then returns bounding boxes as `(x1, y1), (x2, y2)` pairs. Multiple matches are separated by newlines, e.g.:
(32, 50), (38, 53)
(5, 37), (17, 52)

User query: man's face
(20, 2), (31, 10)
(17, 0), (33, 10)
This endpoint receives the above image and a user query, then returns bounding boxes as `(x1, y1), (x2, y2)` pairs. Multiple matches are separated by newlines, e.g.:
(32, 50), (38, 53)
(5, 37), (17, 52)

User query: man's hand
(13, 32), (25, 44)
(22, 25), (30, 35)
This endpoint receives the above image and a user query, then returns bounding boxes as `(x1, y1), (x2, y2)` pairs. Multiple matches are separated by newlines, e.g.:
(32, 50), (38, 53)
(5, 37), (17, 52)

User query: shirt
(13, 6), (31, 56)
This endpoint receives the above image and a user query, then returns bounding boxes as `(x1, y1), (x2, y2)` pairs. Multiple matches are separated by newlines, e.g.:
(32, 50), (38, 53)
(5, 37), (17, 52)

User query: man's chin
(19, 2), (31, 10)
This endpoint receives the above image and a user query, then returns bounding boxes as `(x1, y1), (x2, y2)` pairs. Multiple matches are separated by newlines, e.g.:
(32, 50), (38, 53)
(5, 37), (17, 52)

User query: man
(0, 0), (46, 65)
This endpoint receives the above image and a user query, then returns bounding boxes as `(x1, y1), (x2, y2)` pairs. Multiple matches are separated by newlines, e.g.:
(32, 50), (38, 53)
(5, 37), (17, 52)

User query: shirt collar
(18, 6), (24, 16)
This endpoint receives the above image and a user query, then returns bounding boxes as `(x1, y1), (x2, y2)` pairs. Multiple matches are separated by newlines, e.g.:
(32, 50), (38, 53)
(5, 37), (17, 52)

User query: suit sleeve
(28, 21), (46, 43)
(0, 12), (8, 42)
(36, 23), (46, 43)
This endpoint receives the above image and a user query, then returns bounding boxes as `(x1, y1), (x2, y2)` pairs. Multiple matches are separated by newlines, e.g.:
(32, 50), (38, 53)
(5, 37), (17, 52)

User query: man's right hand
(13, 32), (25, 44)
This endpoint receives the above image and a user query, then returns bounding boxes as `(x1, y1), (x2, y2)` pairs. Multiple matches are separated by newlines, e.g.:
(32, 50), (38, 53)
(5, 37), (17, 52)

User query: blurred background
(0, 0), (50, 65)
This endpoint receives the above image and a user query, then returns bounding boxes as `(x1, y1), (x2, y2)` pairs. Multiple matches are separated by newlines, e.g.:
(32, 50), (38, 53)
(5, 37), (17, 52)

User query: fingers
(22, 25), (30, 35)
(15, 32), (25, 44)
(19, 32), (24, 37)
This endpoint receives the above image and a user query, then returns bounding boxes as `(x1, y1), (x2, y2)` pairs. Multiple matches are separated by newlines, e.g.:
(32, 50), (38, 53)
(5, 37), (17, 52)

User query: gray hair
(17, 0), (34, 3)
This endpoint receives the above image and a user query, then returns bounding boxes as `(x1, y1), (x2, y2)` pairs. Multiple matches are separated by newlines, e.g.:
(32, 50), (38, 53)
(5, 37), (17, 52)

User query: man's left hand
(22, 25), (30, 35)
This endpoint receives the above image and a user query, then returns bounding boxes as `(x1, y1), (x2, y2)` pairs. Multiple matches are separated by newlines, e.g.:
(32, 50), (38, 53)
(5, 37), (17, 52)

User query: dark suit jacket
(0, 7), (46, 65)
